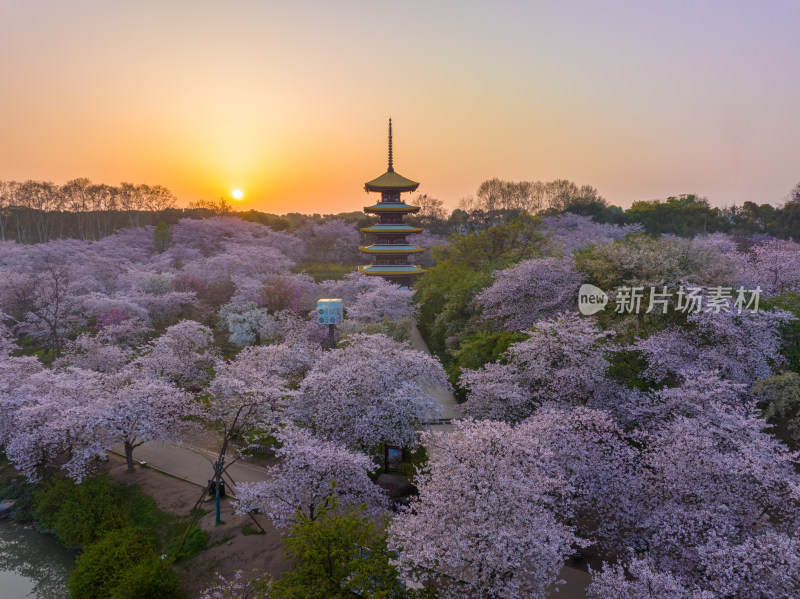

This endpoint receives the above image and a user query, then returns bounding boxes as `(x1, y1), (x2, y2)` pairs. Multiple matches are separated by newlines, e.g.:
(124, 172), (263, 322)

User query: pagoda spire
(388, 118), (394, 172)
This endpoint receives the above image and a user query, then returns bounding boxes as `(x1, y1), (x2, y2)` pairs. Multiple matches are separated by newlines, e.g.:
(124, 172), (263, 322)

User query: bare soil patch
(107, 454), (288, 598)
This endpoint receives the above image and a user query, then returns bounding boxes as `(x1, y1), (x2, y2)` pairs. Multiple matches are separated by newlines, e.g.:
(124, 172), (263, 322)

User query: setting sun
(232, 189), (244, 200)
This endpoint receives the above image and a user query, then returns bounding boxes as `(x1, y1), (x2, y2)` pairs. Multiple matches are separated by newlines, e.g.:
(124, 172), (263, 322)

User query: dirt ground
(107, 454), (288, 598)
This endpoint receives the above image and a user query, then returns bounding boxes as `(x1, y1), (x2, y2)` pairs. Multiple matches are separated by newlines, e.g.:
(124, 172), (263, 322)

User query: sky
(1, 1), (798, 214)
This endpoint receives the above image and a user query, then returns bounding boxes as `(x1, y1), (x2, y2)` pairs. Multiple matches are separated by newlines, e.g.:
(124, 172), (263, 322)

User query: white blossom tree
(290, 334), (447, 453)
(235, 426), (386, 528)
(461, 312), (615, 421)
(389, 419), (580, 599)
(475, 257), (583, 331)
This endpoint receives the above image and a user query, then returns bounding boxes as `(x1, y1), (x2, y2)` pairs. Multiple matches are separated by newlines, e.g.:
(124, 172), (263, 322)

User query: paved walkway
(410, 325), (463, 431)
(116, 440), (270, 488)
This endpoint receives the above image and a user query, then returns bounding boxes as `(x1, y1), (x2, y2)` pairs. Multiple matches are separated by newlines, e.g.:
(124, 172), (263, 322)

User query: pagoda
(358, 119), (425, 288)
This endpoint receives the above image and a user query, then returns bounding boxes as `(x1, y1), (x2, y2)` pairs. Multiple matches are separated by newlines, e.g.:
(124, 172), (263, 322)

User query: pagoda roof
(359, 265), (425, 276)
(364, 170), (420, 193)
(364, 202), (420, 213)
(360, 244), (425, 254)
(361, 224), (424, 234)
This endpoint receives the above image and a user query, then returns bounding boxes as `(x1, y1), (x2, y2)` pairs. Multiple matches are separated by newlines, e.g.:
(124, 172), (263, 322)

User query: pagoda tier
(359, 119), (425, 288)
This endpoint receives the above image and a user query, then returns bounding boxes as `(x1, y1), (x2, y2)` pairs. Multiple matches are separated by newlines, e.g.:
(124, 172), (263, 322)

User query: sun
(231, 189), (244, 200)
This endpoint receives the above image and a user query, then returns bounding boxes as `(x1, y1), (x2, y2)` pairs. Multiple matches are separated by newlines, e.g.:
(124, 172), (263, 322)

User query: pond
(0, 520), (73, 599)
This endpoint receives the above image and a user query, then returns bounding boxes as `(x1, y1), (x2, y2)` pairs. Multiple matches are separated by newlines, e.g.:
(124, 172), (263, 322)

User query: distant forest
(1, 177), (799, 243)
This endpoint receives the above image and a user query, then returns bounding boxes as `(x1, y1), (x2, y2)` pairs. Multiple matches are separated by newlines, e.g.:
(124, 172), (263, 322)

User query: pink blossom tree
(344, 283), (416, 323)
(542, 212), (642, 254)
(751, 237), (800, 293)
(0, 260), (85, 357)
(635, 410), (800, 583)
(56, 332), (133, 373)
(235, 426), (386, 528)
(135, 320), (217, 389)
(475, 256), (583, 331)
(635, 308), (794, 386)
(199, 570), (270, 599)
(290, 334), (447, 453)
(95, 373), (198, 473)
(317, 271), (383, 305)
(587, 556), (714, 599)
(0, 310), (15, 355)
(0, 355), (45, 448)
(517, 407), (638, 554)
(3, 367), (104, 481)
(697, 531), (800, 599)
(461, 312), (615, 421)
(388, 419), (580, 599)
(296, 219), (361, 264)
(204, 343), (316, 521)
(613, 370), (750, 430)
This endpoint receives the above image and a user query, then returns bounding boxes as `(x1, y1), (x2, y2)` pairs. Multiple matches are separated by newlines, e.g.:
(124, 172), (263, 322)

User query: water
(0, 520), (73, 599)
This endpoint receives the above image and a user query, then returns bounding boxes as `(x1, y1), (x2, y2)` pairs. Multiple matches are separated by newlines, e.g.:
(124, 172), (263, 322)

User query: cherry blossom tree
(264, 229), (306, 261)
(475, 256), (583, 331)
(199, 570), (271, 599)
(344, 283), (416, 323)
(135, 320), (217, 389)
(296, 219), (361, 264)
(204, 343), (316, 521)
(218, 302), (279, 347)
(94, 373), (198, 473)
(587, 556), (714, 599)
(0, 355), (45, 448)
(1, 260), (84, 357)
(634, 410), (800, 583)
(56, 332), (133, 373)
(541, 212), (642, 254)
(235, 426), (386, 528)
(407, 230), (449, 267)
(169, 217), (270, 256)
(575, 235), (727, 289)
(0, 310), (15, 355)
(698, 531), (800, 599)
(317, 271), (383, 305)
(389, 419), (580, 599)
(517, 407), (638, 554)
(635, 308), (794, 386)
(461, 312), (615, 421)
(613, 370), (750, 430)
(258, 274), (307, 314)
(3, 367), (104, 481)
(751, 237), (800, 293)
(290, 334), (446, 453)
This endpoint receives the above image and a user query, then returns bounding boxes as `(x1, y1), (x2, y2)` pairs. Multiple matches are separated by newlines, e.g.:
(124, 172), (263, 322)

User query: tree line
(2, 177), (799, 244)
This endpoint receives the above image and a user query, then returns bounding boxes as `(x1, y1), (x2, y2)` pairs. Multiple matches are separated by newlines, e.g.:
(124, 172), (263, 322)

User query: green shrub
(763, 292), (800, 374)
(35, 475), (129, 547)
(68, 527), (154, 599)
(113, 554), (184, 599)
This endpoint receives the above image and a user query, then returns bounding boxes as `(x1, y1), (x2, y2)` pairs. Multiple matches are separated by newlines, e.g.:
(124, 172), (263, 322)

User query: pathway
(115, 440), (270, 488)
(410, 324), (462, 431)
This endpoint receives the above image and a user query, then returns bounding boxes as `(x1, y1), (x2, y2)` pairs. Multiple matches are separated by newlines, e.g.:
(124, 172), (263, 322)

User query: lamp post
(317, 298), (343, 350)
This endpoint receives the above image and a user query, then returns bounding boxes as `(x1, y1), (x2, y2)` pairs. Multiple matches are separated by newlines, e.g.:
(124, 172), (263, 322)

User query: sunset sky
(1, 1), (798, 214)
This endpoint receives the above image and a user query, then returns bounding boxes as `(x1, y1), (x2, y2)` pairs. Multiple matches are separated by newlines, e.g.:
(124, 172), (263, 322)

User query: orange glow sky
(1, 1), (798, 214)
